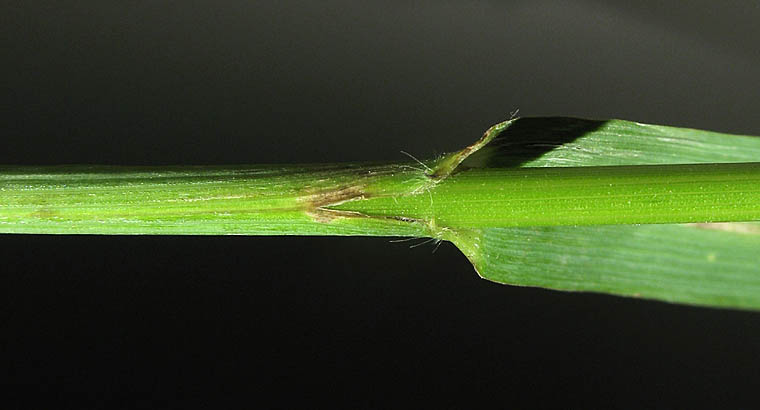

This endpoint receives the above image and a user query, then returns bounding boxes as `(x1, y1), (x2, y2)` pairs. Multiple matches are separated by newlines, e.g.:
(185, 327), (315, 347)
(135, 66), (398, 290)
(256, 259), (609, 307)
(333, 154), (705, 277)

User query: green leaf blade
(470, 224), (760, 309)
(451, 117), (760, 310)
(462, 117), (760, 168)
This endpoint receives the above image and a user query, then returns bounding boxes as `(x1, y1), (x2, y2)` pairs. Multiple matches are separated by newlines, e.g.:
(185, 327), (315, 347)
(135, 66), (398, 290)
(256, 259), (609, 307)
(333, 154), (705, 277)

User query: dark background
(2, 1), (760, 407)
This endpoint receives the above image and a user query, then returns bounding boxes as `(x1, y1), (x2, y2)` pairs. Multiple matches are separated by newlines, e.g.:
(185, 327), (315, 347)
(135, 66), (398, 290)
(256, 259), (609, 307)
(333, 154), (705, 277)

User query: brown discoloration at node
(300, 185), (370, 223)
(301, 185), (368, 209)
(300, 184), (430, 226)
(306, 207), (368, 223)
(30, 208), (59, 219)
(428, 118), (514, 179)
(297, 164), (435, 225)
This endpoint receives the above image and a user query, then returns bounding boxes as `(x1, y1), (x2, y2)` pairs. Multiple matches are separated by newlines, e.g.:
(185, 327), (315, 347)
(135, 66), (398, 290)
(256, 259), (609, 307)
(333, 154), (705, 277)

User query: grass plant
(2, 117), (759, 309)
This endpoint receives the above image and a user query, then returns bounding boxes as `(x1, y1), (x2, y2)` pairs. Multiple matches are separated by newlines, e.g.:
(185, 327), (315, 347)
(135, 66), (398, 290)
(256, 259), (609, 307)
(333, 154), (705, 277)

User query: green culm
(2, 117), (760, 310)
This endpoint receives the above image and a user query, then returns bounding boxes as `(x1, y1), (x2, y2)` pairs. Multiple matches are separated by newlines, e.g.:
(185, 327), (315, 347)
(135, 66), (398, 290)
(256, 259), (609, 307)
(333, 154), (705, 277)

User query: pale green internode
(2, 117), (760, 310)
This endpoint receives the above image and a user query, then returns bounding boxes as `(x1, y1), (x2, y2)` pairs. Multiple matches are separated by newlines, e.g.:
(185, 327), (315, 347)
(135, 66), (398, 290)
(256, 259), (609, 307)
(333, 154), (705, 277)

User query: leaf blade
(451, 117), (760, 309)
(473, 225), (760, 309)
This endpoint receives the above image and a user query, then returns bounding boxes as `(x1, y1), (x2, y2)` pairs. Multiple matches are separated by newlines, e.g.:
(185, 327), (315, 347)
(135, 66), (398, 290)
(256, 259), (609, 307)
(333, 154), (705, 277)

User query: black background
(3, 1), (760, 408)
